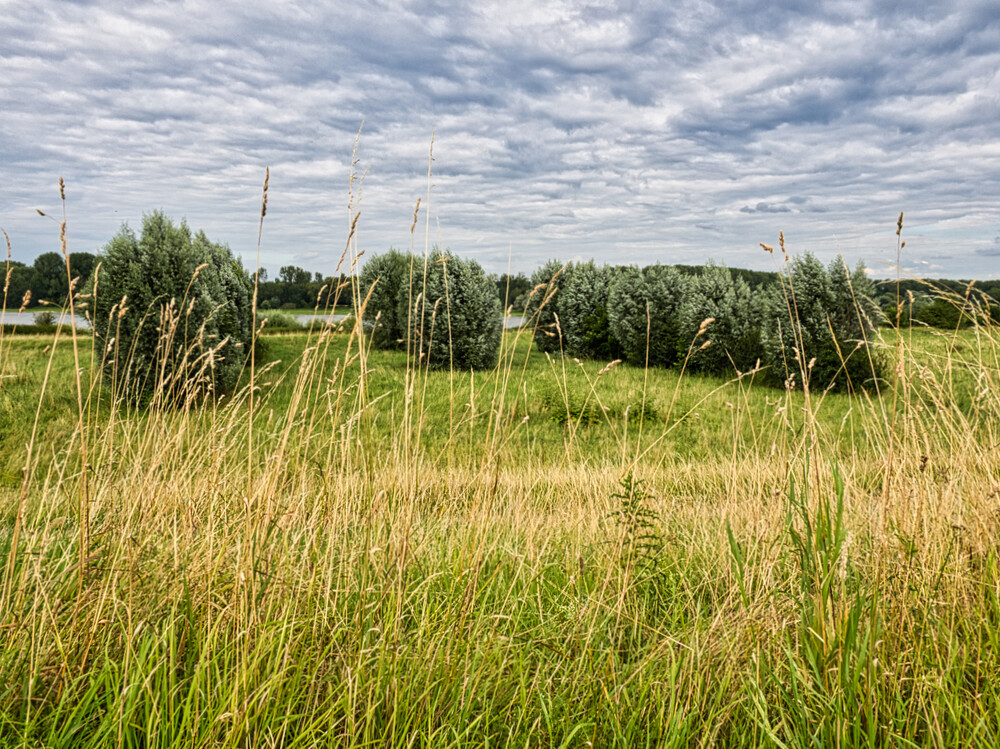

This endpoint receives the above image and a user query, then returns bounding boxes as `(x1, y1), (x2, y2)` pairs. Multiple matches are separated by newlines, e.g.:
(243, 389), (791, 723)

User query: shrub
(676, 264), (763, 376)
(400, 249), (503, 370)
(763, 253), (885, 392)
(91, 211), (254, 402)
(523, 259), (571, 354)
(559, 261), (622, 361)
(359, 249), (411, 349)
(256, 312), (302, 332)
(32, 310), (57, 329)
(915, 297), (972, 329)
(608, 264), (687, 368)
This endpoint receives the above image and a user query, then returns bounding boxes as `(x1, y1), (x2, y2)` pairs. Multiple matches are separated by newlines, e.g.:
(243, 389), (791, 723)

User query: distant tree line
(11, 248), (1000, 337)
(254, 266), (356, 311)
(2, 252), (98, 308)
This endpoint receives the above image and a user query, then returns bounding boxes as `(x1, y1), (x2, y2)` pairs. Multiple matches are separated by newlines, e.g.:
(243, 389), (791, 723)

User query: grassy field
(2, 313), (1000, 747)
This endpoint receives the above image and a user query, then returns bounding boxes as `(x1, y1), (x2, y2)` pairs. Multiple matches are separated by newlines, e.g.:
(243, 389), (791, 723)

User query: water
(2, 311), (525, 331)
(1, 310), (91, 329)
(295, 314), (525, 328)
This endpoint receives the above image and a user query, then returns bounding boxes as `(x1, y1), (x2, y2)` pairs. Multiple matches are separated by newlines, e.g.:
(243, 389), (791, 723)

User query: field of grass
(2, 310), (1000, 747)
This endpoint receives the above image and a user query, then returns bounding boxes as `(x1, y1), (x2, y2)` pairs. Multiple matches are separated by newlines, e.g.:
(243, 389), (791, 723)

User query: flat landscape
(2, 313), (999, 747)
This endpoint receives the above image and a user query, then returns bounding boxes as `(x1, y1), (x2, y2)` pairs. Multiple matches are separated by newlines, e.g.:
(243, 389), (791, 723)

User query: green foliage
(608, 264), (687, 368)
(256, 311), (302, 332)
(493, 271), (532, 311)
(677, 263), (763, 376)
(916, 297), (973, 329)
(559, 260), (623, 361)
(750, 465), (883, 745)
(90, 211), (254, 401)
(32, 311), (57, 330)
(763, 253), (886, 392)
(523, 259), (570, 354)
(402, 249), (503, 370)
(29, 252), (66, 303)
(2, 263), (32, 309)
(539, 385), (605, 425)
(359, 249), (411, 349)
(607, 473), (663, 573)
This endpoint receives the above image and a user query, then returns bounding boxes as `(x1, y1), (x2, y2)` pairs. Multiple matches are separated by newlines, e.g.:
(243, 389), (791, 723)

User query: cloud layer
(2, 0), (999, 278)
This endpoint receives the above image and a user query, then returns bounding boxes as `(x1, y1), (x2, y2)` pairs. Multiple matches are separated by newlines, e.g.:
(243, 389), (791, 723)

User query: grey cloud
(741, 203), (792, 214)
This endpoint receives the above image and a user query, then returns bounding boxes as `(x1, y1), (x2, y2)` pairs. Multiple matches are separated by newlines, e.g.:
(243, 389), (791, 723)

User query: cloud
(1, 0), (999, 278)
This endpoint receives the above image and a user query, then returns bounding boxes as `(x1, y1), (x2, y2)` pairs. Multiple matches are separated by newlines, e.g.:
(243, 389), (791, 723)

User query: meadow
(1, 307), (1000, 747)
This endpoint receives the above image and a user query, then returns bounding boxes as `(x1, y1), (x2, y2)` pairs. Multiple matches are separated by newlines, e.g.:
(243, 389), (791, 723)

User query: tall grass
(3, 179), (1000, 746)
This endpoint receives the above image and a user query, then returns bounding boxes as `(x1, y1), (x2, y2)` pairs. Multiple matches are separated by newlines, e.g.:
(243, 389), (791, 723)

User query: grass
(2, 308), (1000, 746)
(3, 174), (1000, 746)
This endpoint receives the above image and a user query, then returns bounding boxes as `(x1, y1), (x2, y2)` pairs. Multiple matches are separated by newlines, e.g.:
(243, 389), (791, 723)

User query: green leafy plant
(607, 473), (663, 573)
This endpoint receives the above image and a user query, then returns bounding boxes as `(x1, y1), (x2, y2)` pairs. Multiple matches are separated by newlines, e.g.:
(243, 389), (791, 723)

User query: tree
(3, 262), (32, 309)
(30, 252), (66, 303)
(763, 253), (885, 392)
(90, 211), (254, 402)
(676, 264), (762, 376)
(494, 272), (532, 311)
(558, 261), (622, 361)
(401, 249), (503, 370)
(608, 264), (687, 368)
(279, 265), (312, 285)
(69, 252), (97, 290)
(523, 260), (571, 354)
(359, 249), (411, 349)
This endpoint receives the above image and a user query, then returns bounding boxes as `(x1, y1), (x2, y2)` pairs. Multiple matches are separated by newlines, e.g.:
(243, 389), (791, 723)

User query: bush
(400, 249), (502, 370)
(763, 253), (885, 392)
(676, 264), (763, 376)
(558, 261), (622, 361)
(256, 312), (302, 331)
(523, 259), (571, 354)
(91, 211), (254, 402)
(32, 310), (57, 329)
(359, 249), (411, 349)
(608, 264), (687, 368)
(915, 297), (972, 329)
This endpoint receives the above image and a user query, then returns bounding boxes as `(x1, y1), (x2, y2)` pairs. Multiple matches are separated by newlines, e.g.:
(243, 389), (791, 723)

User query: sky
(2, 0), (999, 280)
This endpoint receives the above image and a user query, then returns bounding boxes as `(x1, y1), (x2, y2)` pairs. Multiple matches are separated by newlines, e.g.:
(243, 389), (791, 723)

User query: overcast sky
(2, 0), (999, 279)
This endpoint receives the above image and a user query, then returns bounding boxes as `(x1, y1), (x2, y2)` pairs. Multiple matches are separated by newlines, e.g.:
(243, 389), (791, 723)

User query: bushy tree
(608, 264), (687, 368)
(30, 252), (66, 303)
(523, 260), (571, 354)
(401, 249), (502, 370)
(359, 249), (411, 349)
(676, 264), (762, 376)
(3, 262), (32, 309)
(494, 272), (532, 311)
(90, 211), (254, 402)
(558, 260), (622, 360)
(763, 252), (885, 391)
